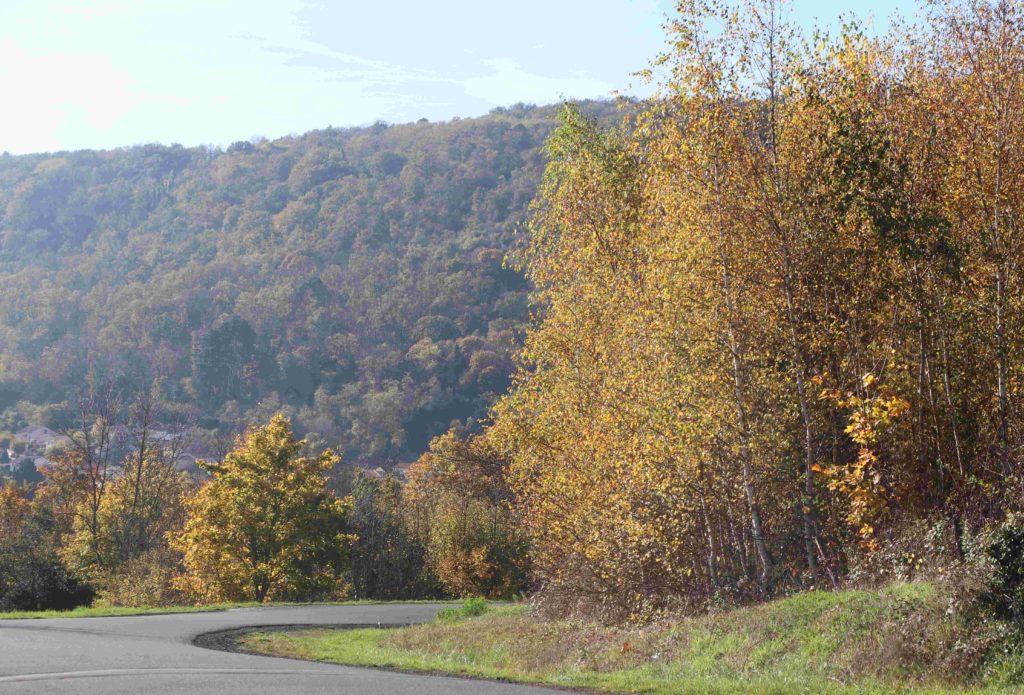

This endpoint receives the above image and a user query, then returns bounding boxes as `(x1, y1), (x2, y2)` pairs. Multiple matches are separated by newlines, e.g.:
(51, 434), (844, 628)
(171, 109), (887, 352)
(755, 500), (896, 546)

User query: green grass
(0, 598), (456, 621)
(240, 587), (1024, 694)
(435, 595), (489, 622)
(0, 602), (259, 620)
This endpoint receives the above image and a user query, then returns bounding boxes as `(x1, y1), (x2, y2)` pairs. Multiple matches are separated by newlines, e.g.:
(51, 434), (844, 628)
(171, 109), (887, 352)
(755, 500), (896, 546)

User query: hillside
(0, 101), (622, 465)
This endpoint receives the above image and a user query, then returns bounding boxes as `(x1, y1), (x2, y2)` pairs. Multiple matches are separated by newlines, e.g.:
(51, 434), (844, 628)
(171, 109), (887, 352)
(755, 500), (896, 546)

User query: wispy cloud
(0, 0), (654, 153)
(459, 58), (613, 106)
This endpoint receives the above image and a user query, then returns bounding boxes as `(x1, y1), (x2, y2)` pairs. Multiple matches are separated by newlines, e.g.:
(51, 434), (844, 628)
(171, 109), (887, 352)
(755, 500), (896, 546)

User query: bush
(983, 521), (1024, 625)
(436, 596), (488, 623)
(405, 430), (529, 600)
(0, 506), (95, 612)
(94, 548), (186, 608)
(846, 517), (967, 587)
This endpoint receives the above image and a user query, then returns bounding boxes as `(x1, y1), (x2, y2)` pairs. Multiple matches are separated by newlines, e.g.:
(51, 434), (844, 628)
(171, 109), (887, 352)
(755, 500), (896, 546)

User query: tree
(52, 389), (121, 562)
(0, 102), (621, 470)
(0, 483), (93, 611)
(479, 0), (1024, 616)
(12, 457), (42, 486)
(171, 415), (354, 602)
(927, 0), (1024, 476)
(348, 475), (435, 599)
(406, 430), (528, 599)
(191, 316), (257, 406)
(60, 454), (191, 589)
(42, 386), (195, 585)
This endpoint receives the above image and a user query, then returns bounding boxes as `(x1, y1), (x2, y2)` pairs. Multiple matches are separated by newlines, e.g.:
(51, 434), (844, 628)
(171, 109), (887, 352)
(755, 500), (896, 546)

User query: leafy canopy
(171, 415), (354, 602)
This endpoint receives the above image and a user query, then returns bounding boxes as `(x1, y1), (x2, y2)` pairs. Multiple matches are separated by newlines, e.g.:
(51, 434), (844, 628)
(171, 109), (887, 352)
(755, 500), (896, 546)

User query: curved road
(0, 604), (565, 694)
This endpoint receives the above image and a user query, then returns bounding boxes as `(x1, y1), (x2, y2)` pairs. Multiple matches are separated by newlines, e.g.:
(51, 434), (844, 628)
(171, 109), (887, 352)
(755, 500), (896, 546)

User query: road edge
(192, 622), (413, 653)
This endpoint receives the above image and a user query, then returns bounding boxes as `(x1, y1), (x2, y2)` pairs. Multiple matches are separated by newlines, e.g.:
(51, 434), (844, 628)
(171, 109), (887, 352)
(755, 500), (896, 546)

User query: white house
(15, 426), (63, 450)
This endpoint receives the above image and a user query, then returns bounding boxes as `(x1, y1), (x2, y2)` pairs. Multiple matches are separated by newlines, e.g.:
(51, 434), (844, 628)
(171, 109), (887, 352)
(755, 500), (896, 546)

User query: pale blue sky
(0, 1), (915, 154)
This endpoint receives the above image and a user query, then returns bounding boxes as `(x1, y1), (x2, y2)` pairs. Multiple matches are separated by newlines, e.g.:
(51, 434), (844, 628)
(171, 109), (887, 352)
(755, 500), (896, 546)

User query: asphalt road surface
(0, 604), (566, 694)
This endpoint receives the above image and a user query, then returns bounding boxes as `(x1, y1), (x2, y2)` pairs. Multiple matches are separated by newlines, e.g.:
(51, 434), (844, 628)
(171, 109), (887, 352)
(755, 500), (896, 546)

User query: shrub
(436, 596), (488, 623)
(405, 430), (529, 600)
(983, 520), (1024, 625)
(94, 548), (186, 608)
(0, 503), (95, 612)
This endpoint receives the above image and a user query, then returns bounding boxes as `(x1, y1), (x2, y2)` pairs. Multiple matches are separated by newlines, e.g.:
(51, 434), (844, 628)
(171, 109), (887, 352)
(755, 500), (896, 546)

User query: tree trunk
(780, 252), (818, 575)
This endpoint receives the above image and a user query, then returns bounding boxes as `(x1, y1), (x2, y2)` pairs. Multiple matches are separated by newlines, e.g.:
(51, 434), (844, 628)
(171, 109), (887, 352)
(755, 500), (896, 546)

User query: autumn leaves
(481, 0), (1024, 614)
(172, 415), (353, 602)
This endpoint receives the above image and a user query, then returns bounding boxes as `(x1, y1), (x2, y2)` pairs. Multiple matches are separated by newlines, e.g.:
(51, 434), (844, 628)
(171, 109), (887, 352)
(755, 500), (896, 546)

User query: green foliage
(435, 596), (489, 622)
(0, 488), (94, 611)
(12, 457), (41, 486)
(983, 521), (1024, 625)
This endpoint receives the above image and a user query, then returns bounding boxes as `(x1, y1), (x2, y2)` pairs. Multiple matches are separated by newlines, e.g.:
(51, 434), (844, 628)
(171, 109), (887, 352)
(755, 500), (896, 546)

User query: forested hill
(0, 100), (621, 465)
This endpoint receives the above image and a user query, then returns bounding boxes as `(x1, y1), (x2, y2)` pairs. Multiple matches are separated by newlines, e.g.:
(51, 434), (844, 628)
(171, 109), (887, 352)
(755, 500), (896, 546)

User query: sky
(0, 0), (916, 155)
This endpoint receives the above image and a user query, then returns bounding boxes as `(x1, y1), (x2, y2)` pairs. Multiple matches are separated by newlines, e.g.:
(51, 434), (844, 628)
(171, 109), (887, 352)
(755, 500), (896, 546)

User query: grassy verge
(0, 598), (455, 620)
(0, 602), (261, 620)
(240, 585), (1024, 694)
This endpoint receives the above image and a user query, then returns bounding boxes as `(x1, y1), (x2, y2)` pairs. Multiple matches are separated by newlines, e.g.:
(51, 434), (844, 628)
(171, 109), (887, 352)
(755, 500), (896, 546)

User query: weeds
(435, 596), (488, 622)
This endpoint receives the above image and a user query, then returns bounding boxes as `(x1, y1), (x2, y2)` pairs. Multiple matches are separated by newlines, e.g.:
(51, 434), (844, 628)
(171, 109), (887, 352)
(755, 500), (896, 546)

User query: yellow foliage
(0, 482), (31, 545)
(60, 454), (192, 586)
(170, 415), (355, 603)
(405, 430), (528, 599)
(484, 0), (1024, 610)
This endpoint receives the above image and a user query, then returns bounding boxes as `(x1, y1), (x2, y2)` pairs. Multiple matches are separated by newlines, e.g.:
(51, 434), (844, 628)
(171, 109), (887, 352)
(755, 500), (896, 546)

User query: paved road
(0, 604), (565, 694)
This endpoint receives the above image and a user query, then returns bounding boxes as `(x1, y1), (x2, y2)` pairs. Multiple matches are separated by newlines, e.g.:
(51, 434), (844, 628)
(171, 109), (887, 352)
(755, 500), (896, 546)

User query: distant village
(356, 461), (413, 482)
(1, 424), (414, 485)
(0, 424), (200, 483)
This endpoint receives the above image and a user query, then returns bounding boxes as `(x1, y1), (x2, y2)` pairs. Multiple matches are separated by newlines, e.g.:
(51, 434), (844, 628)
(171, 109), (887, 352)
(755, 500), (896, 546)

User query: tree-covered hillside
(0, 101), (621, 464)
